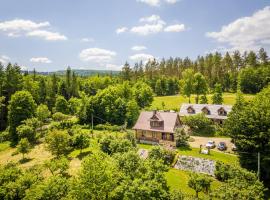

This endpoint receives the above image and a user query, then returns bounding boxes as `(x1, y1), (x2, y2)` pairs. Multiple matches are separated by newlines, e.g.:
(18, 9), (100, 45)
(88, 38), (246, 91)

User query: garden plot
(175, 155), (216, 176)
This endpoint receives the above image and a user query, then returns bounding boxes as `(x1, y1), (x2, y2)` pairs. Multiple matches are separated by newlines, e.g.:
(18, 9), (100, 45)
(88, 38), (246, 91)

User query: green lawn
(177, 147), (239, 165)
(166, 169), (222, 197)
(138, 144), (239, 166)
(150, 93), (254, 110)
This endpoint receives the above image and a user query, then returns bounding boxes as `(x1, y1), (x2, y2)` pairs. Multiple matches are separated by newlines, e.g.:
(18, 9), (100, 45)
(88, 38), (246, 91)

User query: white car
(206, 141), (216, 149)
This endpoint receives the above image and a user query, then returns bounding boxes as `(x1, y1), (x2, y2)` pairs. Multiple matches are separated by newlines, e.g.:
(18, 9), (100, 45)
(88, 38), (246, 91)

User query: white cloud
(81, 37), (95, 42)
(131, 45), (147, 51)
(0, 19), (67, 41)
(26, 30), (67, 41)
(131, 15), (165, 35)
(137, 0), (180, 6)
(30, 57), (52, 63)
(137, 0), (160, 7)
(79, 48), (117, 63)
(116, 27), (128, 34)
(0, 55), (10, 65)
(206, 6), (270, 52)
(128, 15), (186, 35)
(131, 23), (164, 35)
(129, 53), (155, 62)
(0, 19), (49, 32)
(165, 0), (179, 4)
(164, 24), (185, 32)
(139, 15), (163, 23)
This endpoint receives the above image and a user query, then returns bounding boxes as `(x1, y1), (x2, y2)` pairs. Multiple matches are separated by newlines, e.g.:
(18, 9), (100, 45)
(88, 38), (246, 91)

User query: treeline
(0, 64), (153, 137)
(121, 48), (270, 94)
(1, 48), (270, 132)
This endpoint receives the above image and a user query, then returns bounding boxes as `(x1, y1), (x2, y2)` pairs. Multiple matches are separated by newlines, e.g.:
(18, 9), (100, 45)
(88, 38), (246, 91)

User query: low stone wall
(174, 155), (216, 176)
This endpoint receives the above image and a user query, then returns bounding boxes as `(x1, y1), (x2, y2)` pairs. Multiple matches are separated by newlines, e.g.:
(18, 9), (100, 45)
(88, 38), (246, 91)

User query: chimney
(153, 110), (157, 115)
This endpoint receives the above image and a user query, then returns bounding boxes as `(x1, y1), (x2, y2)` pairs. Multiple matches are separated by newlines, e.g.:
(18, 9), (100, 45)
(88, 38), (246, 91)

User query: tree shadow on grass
(77, 151), (92, 160)
(19, 157), (33, 164)
(177, 146), (192, 151)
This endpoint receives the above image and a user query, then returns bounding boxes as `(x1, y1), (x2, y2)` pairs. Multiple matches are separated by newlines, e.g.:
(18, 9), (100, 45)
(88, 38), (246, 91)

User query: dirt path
(189, 136), (234, 152)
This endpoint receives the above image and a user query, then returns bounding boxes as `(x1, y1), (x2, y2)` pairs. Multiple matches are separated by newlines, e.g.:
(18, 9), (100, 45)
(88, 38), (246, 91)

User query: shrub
(16, 124), (35, 144)
(52, 112), (69, 122)
(95, 123), (122, 131)
(100, 136), (134, 155)
(0, 130), (10, 142)
(175, 128), (190, 147)
(45, 130), (71, 158)
(148, 146), (176, 165)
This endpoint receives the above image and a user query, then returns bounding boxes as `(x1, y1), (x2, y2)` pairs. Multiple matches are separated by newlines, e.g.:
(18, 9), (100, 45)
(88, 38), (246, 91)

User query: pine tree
(212, 83), (223, 104)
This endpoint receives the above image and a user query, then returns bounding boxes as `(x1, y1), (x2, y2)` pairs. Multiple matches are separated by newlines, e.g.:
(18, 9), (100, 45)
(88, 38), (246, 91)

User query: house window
(152, 132), (156, 138)
(150, 121), (163, 127)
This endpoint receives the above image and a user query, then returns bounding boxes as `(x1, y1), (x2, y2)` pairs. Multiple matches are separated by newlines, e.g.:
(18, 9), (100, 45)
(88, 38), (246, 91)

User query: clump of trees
(225, 85), (270, 188)
(212, 162), (265, 199)
(182, 113), (215, 136)
(148, 146), (176, 165)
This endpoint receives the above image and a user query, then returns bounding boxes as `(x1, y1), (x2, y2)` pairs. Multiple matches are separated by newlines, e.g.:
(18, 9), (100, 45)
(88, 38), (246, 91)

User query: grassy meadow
(150, 93), (255, 110)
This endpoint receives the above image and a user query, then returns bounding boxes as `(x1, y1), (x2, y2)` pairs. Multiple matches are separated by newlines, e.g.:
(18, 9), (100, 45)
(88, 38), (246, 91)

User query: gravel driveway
(189, 136), (234, 152)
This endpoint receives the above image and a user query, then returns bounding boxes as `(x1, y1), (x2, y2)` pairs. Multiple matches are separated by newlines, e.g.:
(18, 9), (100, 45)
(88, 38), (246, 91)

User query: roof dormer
(218, 107), (227, 116)
(187, 106), (195, 114)
(150, 110), (164, 127)
(202, 107), (210, 115)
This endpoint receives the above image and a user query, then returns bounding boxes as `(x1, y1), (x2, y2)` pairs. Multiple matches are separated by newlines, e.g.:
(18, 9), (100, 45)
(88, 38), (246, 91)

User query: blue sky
(0, 0), (269, 71)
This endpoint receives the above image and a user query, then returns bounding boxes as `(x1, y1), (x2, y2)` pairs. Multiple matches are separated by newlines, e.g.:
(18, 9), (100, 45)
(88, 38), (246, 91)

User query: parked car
(206, 141), (215, 149)
(217, 142), (227, 151)
(232, 144), (237, 151)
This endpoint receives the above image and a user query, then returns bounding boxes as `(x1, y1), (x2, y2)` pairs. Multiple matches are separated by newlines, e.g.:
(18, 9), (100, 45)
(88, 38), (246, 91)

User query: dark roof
(179, 104), (232, 120)
(133, 111), (179, 133)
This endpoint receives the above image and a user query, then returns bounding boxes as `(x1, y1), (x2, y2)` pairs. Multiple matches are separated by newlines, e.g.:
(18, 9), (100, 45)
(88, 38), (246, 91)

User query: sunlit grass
(150, 93), (255, 110)
(166, 168), (222, 197)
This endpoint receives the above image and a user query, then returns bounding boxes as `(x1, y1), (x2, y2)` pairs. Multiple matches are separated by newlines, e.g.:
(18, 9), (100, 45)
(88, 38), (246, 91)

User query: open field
(150, 93), (255, 110)
(166, 169), (222, 197)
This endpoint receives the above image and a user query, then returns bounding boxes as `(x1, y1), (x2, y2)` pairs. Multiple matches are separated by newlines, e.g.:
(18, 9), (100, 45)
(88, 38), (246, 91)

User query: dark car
(217, 142), (227, 151)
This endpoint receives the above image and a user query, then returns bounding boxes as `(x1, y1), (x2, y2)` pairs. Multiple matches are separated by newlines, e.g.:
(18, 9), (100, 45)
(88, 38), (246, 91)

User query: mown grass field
(150, 93), (254, 110)
(166, 169), (222, 197)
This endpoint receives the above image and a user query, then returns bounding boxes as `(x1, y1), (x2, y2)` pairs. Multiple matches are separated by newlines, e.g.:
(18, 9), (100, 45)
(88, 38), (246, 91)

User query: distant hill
(23, 69), (120, 76)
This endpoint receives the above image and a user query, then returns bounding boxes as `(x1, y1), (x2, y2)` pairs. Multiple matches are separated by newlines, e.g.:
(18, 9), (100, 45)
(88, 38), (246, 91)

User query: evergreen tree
(193, 73), (208, 103)
(212, 83), (223, 104)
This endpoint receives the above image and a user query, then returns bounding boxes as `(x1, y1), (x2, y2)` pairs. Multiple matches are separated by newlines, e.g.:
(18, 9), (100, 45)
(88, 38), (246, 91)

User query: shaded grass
(166, 168), (222, 197)
(150, 93), (254, 110)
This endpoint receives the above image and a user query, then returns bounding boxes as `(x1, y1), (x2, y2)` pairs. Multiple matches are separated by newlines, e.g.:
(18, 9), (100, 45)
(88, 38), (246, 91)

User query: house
(179, 103), (232, 124)
(133, 110), (181, 145)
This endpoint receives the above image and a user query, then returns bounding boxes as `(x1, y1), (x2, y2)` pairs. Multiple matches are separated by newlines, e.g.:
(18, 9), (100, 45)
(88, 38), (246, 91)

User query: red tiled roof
(133, 111), (178, 133)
